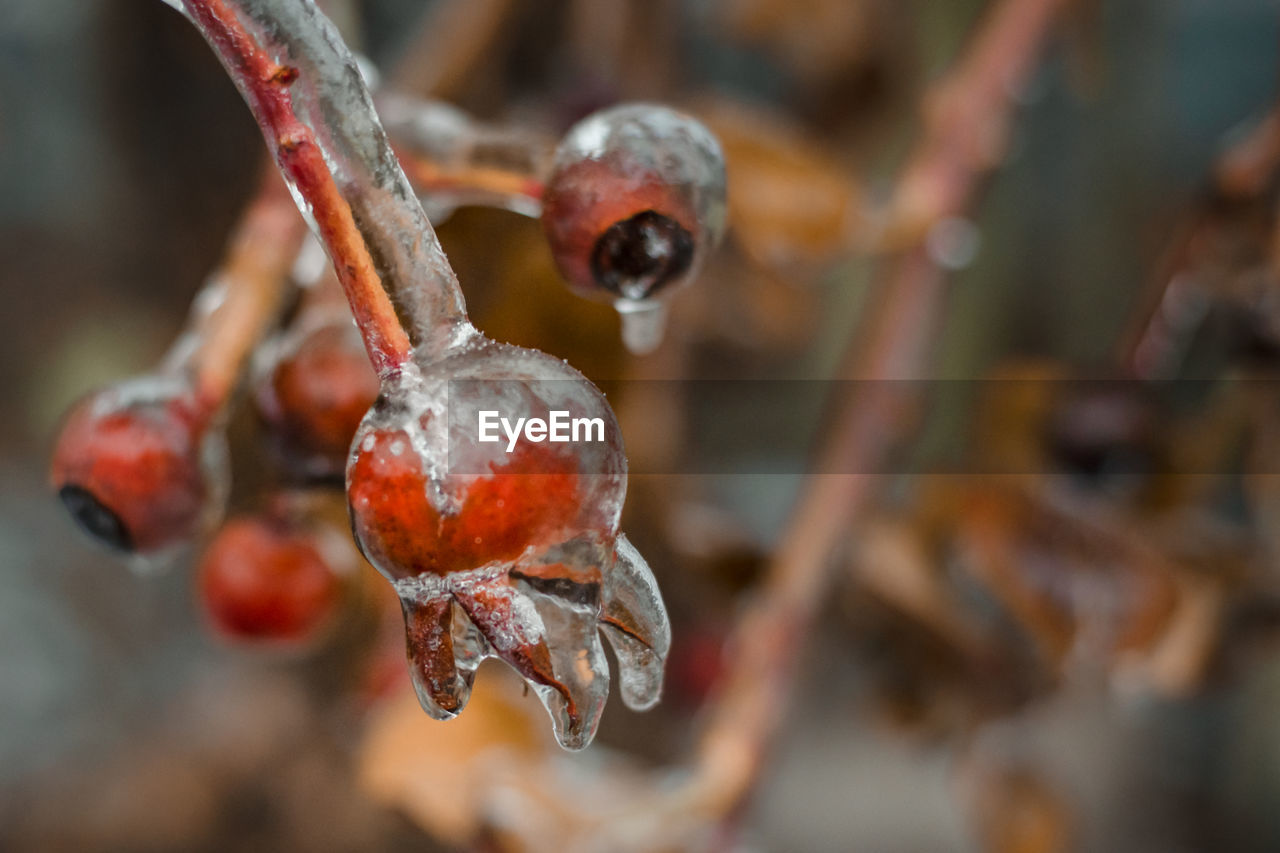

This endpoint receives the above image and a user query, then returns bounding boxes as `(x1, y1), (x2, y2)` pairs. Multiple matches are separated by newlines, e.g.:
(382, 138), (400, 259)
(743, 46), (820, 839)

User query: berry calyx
(591, 209), (696, 299)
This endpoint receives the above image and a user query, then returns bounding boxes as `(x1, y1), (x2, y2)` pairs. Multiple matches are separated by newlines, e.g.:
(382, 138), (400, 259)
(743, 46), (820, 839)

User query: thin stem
(684, 0), (1068, 821)
(887, 0), (1066, 245)
(188, 170), (307, 410)
(175, 0), (471, 373)
(384, 0), (518, 98)
(1216, 100), (1280, 199)
(378, 94), (549, 217)
(394, 144), (545, 213)
(1115, 214), (1209, 379)
(688, 253), (946, 818)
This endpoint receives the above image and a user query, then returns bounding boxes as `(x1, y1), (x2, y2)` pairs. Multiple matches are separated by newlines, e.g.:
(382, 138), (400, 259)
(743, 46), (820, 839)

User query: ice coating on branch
(543, 104), (727, 353)
(173, 0), (472, 357)
(378, 93), (550, 221)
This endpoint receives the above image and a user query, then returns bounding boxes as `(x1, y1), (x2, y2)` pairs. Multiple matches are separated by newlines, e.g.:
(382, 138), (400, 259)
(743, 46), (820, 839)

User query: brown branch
(887, 0), (1067, 246)
(374, 90), (553, 217)
(1118, 97), (1280, 378)
(385, 0), (518, 98)
(683, 0), (1069, 822)
(1216, 105), (1280, 200)
(190, 169), (306, 410)
(190, 0), (527, 401)
(181, 0), (415, 376)
(392, 142), (545, 210)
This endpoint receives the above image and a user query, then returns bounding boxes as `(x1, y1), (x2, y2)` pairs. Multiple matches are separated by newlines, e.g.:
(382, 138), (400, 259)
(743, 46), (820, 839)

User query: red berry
(50, 378), (219, 554)
(349, 433), (586, 580)
(542, 105), (726, 303)
(197, 513), (341, 643)
(256, 322), (380, 479)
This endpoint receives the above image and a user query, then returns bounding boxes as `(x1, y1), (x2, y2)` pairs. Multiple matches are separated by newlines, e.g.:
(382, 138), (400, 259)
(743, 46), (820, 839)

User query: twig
(188, 169), (306, 409)
(1118, 100), (1280, 378)
(175, 0), (472, 373)
(684, 0), (1069, 822)
(385, 0), (518, 99)
(394, 145), (545, 211)
(887, 0), (1067, 245)
(377, 94), (550, 216)
(165, 0), (396, 416)
(1216, 104), (1280, 200)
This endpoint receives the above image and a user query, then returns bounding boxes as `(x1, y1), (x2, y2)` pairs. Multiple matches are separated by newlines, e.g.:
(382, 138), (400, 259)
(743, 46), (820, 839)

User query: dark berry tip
(59, 484), (134, 552)
(590, 210), (694, 300)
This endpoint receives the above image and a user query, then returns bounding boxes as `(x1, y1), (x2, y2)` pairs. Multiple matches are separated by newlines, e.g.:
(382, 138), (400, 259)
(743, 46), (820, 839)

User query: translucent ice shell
(542, 104), (727, 354)
(348, 338), (671, 749)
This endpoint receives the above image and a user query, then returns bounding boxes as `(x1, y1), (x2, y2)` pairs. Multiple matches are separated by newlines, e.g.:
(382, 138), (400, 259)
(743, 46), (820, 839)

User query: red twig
(392, 142), (545, 209)
(190, 169), (306, 410)
(181, 0), (414, 376)
(889, 0), (1067, 243)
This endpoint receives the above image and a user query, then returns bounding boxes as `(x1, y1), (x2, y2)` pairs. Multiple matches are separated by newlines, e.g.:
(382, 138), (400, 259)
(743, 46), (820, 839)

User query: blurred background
(4, 0), (1280, 850)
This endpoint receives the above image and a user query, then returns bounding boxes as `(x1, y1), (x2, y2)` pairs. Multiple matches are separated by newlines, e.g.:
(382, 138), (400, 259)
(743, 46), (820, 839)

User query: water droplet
(926, 217), (981, 270)
(616, 299), (668, 356)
